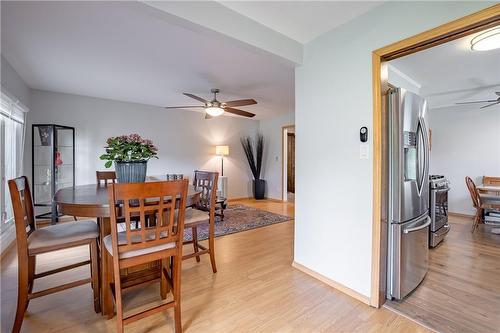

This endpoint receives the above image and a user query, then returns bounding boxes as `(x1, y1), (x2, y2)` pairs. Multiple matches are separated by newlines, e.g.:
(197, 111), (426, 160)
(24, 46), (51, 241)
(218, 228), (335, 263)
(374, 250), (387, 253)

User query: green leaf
(105, 161), (113, 168)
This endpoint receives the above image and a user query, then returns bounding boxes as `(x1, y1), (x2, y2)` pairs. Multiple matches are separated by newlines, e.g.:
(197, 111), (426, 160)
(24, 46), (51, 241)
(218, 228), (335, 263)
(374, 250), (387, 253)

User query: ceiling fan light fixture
(470, 27), (500, 51)
(205, 106), (224, 117)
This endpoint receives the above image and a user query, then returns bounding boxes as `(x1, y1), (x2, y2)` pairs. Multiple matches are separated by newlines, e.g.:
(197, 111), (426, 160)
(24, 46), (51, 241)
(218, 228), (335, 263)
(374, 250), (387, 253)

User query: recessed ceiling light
(471, 27), (500, 51)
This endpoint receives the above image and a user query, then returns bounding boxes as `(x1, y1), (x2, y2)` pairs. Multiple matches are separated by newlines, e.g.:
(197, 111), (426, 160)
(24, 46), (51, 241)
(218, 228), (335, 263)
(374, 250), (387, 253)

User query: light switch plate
(360, 144), (369, 159)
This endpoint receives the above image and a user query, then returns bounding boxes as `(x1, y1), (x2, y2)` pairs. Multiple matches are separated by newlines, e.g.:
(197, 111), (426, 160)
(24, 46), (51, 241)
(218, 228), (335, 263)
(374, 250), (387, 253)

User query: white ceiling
(218, 1), (383, 44)
(1, 1), (388, 119)
(1, 1), (296, 119)
(389, 30), (500, 110)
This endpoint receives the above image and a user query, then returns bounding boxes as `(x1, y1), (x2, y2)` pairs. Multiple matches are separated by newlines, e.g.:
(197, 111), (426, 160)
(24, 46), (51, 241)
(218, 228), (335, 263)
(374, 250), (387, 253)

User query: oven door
(430, 188), (449, 232)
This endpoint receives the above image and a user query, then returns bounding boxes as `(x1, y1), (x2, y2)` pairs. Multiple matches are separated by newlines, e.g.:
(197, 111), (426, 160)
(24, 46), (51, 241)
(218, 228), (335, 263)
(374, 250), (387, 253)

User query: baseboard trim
(292, 261), (371, 306)
(228, 197), (285, 203)
(264, 198), (285, 203)
(449, 212), (474, 218)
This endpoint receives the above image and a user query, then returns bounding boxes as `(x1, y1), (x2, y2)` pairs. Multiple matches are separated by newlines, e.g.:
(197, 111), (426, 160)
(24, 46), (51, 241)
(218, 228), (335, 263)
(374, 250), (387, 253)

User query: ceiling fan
(456, 91), (500, 109)
(165, 88), (257, 118)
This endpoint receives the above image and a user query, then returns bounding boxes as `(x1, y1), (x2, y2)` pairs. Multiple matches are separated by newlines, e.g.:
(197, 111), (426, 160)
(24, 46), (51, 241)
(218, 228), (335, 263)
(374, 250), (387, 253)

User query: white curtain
(0, 90), (28, 234)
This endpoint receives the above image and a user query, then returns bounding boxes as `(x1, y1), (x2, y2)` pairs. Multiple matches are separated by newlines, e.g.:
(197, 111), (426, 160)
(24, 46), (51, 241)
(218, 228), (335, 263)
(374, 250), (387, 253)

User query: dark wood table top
(54, 184), (199, 207)
(54, 177), (200, 218)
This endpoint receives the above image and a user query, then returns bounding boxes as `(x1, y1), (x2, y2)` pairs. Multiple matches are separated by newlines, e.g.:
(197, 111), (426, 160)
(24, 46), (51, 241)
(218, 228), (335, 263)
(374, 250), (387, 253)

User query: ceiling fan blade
(480, 102), (500, 109)
(205, 113), (213, 119)
(224, 99), (257, 107)
(164, 106), (204, 109)
(456, 100), (497, 105)
(224, 107), (256, 118)
(183, 93), (207, 103)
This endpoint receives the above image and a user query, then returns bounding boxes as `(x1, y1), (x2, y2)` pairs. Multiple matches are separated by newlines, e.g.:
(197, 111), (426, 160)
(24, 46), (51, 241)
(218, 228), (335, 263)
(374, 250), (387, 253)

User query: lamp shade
(215, 145), (229, 156)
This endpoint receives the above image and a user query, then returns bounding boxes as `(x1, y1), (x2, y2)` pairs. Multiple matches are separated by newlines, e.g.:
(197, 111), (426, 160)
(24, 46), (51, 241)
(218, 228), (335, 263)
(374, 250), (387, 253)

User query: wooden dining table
(477, 184), (500, 195)
(54, 177), (200, 315)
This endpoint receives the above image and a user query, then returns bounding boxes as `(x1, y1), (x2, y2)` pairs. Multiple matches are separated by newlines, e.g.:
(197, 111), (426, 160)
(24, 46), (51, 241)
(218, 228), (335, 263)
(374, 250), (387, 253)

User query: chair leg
(73, 216), (78, 221)
(105, 252), (114, 320)
(90, 240), (101, 313)
(12, 263), (30, 333)
(471, 208), (482, 233)
(220, 202), (225, 221)
(112, 257), (124, 333)
(27, 255), (36, 293)
(160, 258), (169, 299)
(208, 217), (217, 273)
(192, 227), (200, 262)
(173, 255), (182, 333)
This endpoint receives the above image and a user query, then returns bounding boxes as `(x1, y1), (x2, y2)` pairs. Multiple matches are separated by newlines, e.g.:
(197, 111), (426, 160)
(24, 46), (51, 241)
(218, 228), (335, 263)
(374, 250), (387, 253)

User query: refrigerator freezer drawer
(389, 216), (430, 300)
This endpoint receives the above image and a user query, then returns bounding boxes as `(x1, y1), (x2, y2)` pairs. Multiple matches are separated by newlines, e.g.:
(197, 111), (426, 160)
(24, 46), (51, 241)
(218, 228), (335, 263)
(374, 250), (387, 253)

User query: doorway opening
(282, 125), (295, 202)
(371, 4), (499, 331)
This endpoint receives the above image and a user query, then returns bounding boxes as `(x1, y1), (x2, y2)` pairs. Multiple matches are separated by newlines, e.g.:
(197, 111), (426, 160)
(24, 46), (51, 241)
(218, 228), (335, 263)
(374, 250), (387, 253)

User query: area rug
(183, 204), (292, 241)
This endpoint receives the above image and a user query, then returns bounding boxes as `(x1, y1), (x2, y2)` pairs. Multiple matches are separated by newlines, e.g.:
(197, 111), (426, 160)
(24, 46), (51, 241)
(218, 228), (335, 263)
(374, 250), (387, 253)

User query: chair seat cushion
(184, 208), (209, 225)
(28, 220), (99, 251)
(103, 232), (176, 259)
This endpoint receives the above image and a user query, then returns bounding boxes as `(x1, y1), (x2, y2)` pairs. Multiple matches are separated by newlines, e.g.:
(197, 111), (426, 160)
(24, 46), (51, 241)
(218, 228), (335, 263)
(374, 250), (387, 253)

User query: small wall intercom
(360, 127), (368, 142)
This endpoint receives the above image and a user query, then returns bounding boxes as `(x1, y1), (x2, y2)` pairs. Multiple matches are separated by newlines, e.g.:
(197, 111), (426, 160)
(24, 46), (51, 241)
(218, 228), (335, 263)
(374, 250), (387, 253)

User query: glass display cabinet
(32, 124), (75, 222)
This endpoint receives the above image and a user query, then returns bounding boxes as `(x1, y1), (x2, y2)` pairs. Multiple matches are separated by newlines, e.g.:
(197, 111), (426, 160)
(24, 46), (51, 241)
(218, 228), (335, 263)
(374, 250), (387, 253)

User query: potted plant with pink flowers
(99, 134), (158, 183)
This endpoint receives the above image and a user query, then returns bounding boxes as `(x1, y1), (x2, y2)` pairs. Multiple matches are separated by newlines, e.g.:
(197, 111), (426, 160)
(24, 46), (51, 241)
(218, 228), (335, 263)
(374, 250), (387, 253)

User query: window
(1, 90), (27, 234)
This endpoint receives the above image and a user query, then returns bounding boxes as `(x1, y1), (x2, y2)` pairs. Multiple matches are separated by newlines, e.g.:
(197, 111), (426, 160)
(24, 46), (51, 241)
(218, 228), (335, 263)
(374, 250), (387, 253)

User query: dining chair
(8, 176), (100, 333)
(183, 170), (218, 273)
(97, 170), (146, 229)
(96, 170), (117, 186)
(104, 180), (189, 333)
(465, 176), (500, 233)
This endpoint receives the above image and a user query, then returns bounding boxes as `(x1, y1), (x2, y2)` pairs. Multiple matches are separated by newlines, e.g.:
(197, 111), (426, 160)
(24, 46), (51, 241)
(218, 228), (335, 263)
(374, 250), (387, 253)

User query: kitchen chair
(8, 176), (100, 333)
(96, 170), (117, 186)
(104, 180), (189, 333)
(465, 176), (500, 233)
(183, 170), (218, 273)
(97, 170), (145, 228)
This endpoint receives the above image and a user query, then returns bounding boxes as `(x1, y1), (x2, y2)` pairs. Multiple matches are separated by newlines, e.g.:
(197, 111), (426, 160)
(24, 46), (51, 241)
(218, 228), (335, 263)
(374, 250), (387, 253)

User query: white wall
(1, 55), (31, 108)
(388, 64), (421, 95)
(429, 105), (500, 215)
(260, 112), (295, 200)
(295, 2), (493, 298)
(25, 90), (260, 199)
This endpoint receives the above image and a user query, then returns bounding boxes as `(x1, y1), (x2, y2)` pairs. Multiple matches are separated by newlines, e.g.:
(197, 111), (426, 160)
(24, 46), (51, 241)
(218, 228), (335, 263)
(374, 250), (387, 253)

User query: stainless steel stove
(429, 175), (450, 247)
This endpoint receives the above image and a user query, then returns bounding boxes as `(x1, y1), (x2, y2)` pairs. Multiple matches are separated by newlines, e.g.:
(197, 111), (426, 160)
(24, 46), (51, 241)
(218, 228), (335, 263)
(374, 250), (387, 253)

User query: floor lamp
(215, 145), (229, 176)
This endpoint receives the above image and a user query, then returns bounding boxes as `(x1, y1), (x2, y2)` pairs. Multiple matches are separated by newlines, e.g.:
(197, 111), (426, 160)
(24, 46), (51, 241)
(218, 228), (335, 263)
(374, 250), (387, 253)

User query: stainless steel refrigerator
(387, 88), (431, 300)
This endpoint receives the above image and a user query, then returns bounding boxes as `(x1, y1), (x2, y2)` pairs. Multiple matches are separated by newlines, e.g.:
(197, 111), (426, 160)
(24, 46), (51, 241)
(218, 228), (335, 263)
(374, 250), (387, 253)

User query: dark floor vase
(115, 161), (147, 183)
(253, 179), (266, 200)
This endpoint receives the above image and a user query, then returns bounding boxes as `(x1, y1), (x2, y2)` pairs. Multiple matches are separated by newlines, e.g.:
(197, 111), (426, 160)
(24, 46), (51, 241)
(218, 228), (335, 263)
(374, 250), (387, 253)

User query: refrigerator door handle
(403, 217), (431, 234)
(416, 117), (429, 196)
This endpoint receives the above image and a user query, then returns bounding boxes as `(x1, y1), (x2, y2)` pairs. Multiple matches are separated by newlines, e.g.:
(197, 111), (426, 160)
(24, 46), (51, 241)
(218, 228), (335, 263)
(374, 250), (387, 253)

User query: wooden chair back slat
(483, 176), (500, 186)
(8, 176), (36, 259)
(108, 180), (188, 255)
(192, 170), (219, 211)
(465, 176), (481, 208)
(96, 171), (117, 187)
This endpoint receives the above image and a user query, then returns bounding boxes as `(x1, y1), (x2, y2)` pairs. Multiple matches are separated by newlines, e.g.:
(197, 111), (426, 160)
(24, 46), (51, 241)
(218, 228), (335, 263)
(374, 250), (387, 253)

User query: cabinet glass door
(33, 125), (53, 206)
(55, 127), (74, 192)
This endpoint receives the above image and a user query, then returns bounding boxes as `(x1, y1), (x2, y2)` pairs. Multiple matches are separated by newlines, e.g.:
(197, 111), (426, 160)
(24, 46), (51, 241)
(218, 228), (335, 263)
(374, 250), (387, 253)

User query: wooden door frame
(370, 5), (500, 307)
(282, 124), (295, 201)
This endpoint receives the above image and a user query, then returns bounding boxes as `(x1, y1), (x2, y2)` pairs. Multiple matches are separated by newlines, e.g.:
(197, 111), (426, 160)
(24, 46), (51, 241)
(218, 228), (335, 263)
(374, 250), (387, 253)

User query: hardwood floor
(386, 214), (500, 333)
(1, 199), (427, 333)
